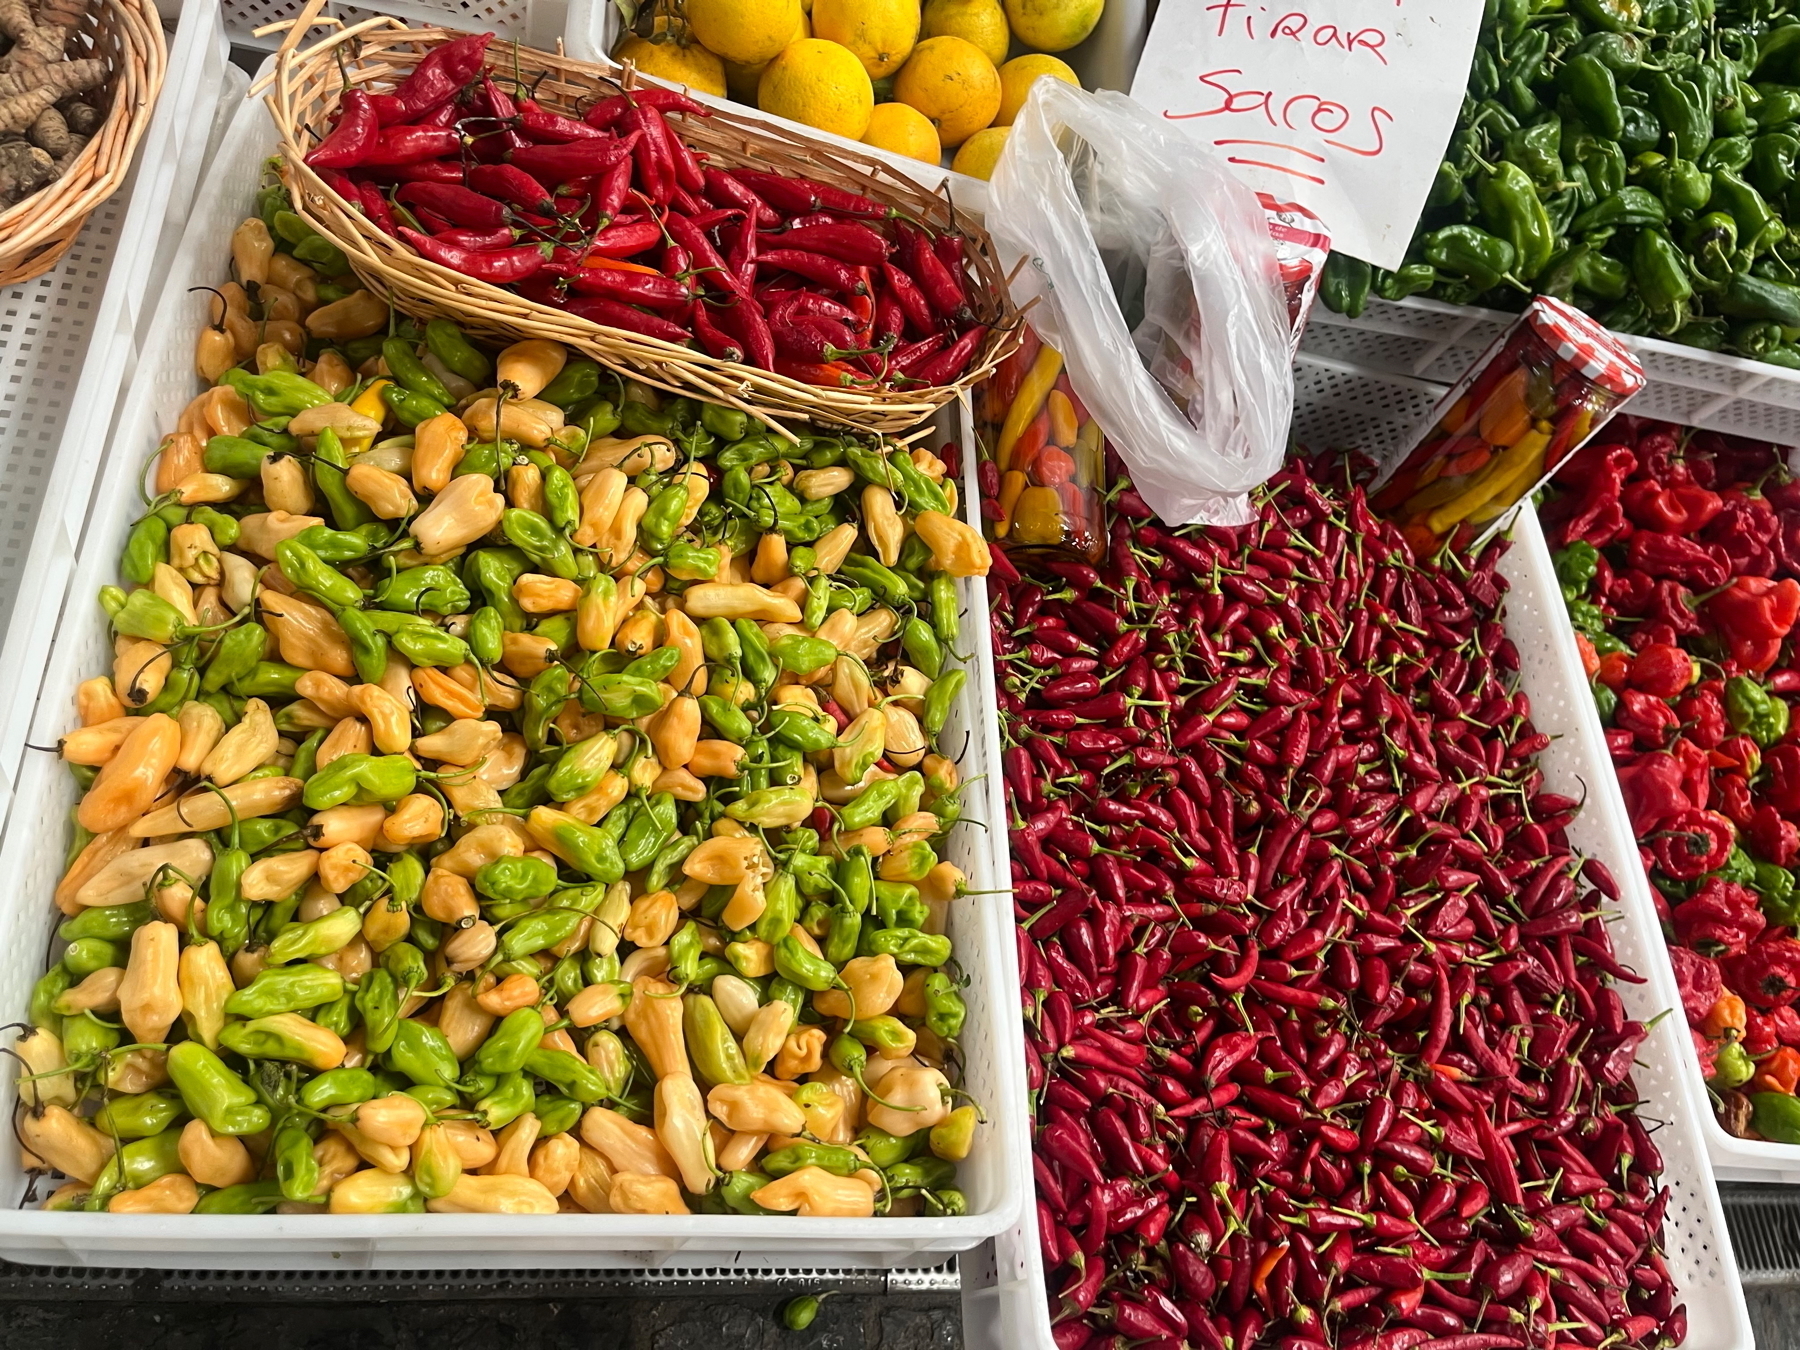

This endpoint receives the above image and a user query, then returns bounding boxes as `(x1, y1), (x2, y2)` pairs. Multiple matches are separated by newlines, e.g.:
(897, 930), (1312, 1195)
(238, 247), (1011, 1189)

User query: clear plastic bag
(985, 79), (1294, 526)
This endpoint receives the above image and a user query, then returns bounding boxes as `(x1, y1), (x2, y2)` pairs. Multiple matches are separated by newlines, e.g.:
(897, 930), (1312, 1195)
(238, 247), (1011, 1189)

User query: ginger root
(60, 95), (96, 134)
(27, 102), (64, 154)
(0, 138), (55, 206)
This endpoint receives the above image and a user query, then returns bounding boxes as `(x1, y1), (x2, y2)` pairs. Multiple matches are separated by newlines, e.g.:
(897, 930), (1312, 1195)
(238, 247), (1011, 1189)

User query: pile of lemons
(614, 0), (1097, 177)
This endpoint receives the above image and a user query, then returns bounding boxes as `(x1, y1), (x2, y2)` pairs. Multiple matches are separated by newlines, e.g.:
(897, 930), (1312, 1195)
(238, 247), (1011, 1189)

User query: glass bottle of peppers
(1372, 297), (1645, 553)
(974, 324), (1105, 561)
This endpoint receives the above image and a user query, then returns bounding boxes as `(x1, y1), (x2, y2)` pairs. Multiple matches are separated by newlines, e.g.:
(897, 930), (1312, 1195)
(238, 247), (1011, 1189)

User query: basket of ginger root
(0, 0), (163, 285)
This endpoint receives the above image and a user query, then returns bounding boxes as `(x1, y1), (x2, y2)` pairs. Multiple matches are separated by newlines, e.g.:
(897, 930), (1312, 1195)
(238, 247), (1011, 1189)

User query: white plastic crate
(957, 503), (1754, 1350)
(1306, 294), (1800, 448)
(0, 0), (236, 848)
(562, 0), (1147, 184)
(214, 0), (571, 52)
(0, 83), (1022, 1271)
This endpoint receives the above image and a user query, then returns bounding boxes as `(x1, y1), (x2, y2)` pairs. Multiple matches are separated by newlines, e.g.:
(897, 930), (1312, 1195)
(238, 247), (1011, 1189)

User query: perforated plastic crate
(958, 502), (1755, 1350)
(0, 0), (237, 843)
(214, 0), (571, 52)
(1305, 294), (1800, 447)
(0, 83), (1022, 1272)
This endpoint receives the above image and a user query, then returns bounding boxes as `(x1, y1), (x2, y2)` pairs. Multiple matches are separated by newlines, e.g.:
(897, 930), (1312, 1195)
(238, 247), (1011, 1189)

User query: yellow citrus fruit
(921, 0), (1009, 67)
(612, 34), (727, 98)
(758, 38), (876, 139)
(687, 0), (803, 64)
(810, 0), (921, 79)
(893, 35), (1000, 148)
(725, 11), (810, 102)
(995, 53), (1078, 124)
(1002, 0), (1101, 52)
(862, 100), (942, 163)
(951, 124), (1008, 178)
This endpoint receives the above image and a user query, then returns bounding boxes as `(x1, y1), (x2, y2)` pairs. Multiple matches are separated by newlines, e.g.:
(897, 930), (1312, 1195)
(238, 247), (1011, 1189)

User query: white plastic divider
(958, 502), (1754, 1350)
(561, 0), (1148, 183)
(0, 81), (1022, 1271)
(214, 0), (572, 52)
(1305, 294), (1800, 447)
(0, 0), (235, 840)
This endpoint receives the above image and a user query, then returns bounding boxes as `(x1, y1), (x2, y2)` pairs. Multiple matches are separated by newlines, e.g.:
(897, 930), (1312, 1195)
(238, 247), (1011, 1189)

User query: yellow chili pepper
(996, 346), (1063, 471)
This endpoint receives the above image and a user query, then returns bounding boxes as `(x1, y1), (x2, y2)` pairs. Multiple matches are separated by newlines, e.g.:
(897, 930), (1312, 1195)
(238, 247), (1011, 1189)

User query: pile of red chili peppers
(1546, 417), (1800, 1141)
(993, 455), (1681, 1350)
(302, 33), (988, 391)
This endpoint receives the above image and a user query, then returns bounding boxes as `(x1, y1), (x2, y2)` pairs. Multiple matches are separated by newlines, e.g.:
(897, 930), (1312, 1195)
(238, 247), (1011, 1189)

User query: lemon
(995, 53), (1078, 124)
(922, 0), (1009, 68)
(893, 35), (1000, 148)
(613, 34), (727, 98)
(687, 0), (803, 65)
(725, 11), (810, 102)
(811, 0), (921, 79)
(759, 38), (876, 139)
(863, 101), (942, 163)
(951, 125), (1008, 178)
(1002, 0), (1101, 52)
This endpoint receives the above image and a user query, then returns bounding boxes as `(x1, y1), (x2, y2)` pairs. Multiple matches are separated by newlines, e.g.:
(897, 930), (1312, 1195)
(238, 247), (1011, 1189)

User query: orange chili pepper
(1443, 444), (1495, 478)
(1574, 633), (1599, 680)
(1011, 409), (1050, 476)
(1701, 992), (1748, 1039)
(584, 256), (664, 277)
(1251, 1242), (1288, 1302)
(1437, 392), (1474, 435)
(1755, 1045), (1800, 1094)
(1035, 446), (1077, 486)
(1595, 650), (1633, 692)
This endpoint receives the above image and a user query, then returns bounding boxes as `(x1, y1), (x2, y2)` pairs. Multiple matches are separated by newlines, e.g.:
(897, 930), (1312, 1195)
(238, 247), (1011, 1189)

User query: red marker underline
(1227, 157), (1327, 184)
(1213, 139), (1327, 163)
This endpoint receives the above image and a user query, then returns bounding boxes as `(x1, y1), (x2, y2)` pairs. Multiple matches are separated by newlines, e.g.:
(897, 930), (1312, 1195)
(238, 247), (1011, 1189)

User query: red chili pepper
(666, 214), (748, 297)
(690, 301), (745, 362)
(714, 295), (776, 371)
(563, 294), (694, 344)
(399, 227), (548, 283)
(372, 32), (493, 126)
(702, 167), (779, 227)
(762, 220), (891, 265)
(565, 264), (691, 311)
(880, 259), (936, 335)
(628, 104), (673, 205)
(730, 168), (890, 218)
(585, 217), (663, 258)
(431, 226), (517, 250)
(888, 333), (947, 377)
(897, 220), (970, 321)
(583, 87), (710, 128)
(773, 356), (873, 387)
(397, 181), (508, 230)
(361, 126), (460, 167)
(912, 323), (987, 386)
(516, 97), (612, 143)
(509, 134), (638, 186)
(755, 247), (869, 295)
(306, 88), (379, 169)
(354, 181), (397, 236)
(654, 109), (707, 193)
(465, 163), (556, 214)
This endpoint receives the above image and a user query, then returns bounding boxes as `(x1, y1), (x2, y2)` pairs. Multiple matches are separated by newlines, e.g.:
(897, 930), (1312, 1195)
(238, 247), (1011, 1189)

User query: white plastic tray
(958, 502), (1755, 1350)
(1306, 294), (1800, 447)
(0, 0), (236, 851)
(0, 81), (1022, 1271)
(562, 0), (1147, 186)
(210, 0), (572, 52)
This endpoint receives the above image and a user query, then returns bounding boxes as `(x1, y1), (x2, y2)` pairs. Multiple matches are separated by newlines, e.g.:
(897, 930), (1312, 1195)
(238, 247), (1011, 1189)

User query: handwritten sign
(1129, 0), (1484, 270)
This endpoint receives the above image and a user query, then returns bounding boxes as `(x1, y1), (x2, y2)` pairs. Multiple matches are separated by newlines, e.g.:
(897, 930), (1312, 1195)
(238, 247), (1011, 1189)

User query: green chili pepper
(839, 778), (904, 832)
(91, 1090), (186, 1140)
(224, 965), (344, 1019)
(1725, 675), (1791, 744)
(120, 514), (169, 585)
(683, 993), (751, 1086)
(921, 668), (967, 739)
(523, 1046), (608, 1104)
(501, 905), (590, 961)
(1632, 228), (1696, 327)
(424, 318), (491, 385)
(865, 927), (953, 966)
(753, 873), (801, 948)
(698, 694), (755, 743)
(310, 427), (377, 530)
(381, 337), (455, 407)
(227, 660), (305, 700)
(58, 901), (154, 945)
(1319, 252), (1373, 318)
(201, 435), (268, 480)
(764, 1141), (863, 1178)
(1719, 270), (1800, 325)
(772, 935), (842, 992)
(379, 381), (448, 429)
(719, 1169), (775, 1215)
(887, 1158), (958, 1193)
(1477, 162), (1554, 283)
(265, 907), (364, 966)
(61, 1011), (118, 1065)
(474, 1006), (548, 1076)
(923, 971), (967, 1038)
(384, 1018), (460, 1090)
(194, 1179), (286, 1214)
(500, 507), (577, 580)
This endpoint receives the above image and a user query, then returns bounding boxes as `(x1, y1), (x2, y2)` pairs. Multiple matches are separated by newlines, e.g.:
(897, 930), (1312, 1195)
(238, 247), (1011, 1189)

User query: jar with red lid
(1373, 297), (1645, 552)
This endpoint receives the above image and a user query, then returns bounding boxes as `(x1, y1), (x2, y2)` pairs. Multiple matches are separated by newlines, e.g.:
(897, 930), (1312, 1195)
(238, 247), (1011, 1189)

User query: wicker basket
(0, 0), (166, 287)
(265, 10), (1021, 437)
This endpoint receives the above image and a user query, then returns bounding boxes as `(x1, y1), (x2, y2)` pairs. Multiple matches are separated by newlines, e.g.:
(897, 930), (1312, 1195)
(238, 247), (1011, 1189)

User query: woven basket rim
(0, 0), (167, 287)
(264, 5), (1021, 437)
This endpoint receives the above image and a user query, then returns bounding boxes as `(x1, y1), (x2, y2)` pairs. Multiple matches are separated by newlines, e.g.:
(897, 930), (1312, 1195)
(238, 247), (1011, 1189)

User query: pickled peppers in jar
(1373, 298), (1643, 553)
(976, 326), (1104, 560)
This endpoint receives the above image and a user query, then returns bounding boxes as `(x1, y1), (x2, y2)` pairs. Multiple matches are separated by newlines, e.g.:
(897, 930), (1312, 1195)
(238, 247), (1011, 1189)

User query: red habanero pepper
(690, 301), (745, 362)
(1766, 744), (1800, 813)
(361, 126), (460, 167)
(1715, 734), (1762, 780)
(1628, 643), (1698, 697)
(1616, 688), (1680, 746)
(509, 135), (638, 186)
(1614, 751), (1692, 833)
(1654, 808), (1736, 881)
(399, 228), (549, 283)
(1672, 876), (1764, 956)
(587, 217), (663, 258)
(1553, 444), (1636, 548)
(1623, 480), (1723, 533)
(1626, 533), (1730, 589)
(1669, 946), (1724, 1024)
(1748, 803), (1800, 868)
(466, 163), (557, 215)
(1727, 937), (1800, 1007)
(912, 324), (988, 386)
(563, 295), (695, 344)
(1707, 577), (1800, 673)
(370, 31), (493, 126)
(1703, 489), (1781, 575)
(1668, 736), (1713, 810)
(1679, 679), (1729, 748)
(306, 89), (379, 169)
(566, 265), (691, 311)
(397, 182), (509, 230)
